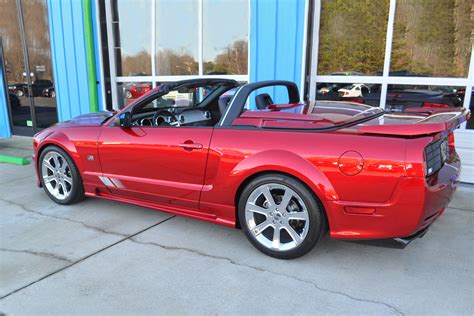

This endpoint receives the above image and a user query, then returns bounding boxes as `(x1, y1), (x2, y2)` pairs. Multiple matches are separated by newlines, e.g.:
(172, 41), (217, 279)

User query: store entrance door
(0, 0), (58, 136)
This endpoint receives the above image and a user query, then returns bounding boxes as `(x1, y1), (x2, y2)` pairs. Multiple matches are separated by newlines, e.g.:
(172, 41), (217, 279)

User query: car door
(97, 125), (213, 211)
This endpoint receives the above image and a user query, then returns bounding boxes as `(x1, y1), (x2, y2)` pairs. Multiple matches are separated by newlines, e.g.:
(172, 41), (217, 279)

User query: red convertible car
(33, 79), (469, 258)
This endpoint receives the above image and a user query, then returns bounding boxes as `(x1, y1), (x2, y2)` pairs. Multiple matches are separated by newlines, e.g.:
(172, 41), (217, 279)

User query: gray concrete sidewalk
(0, 136), (33, 160)
(0, 161), (473, 315)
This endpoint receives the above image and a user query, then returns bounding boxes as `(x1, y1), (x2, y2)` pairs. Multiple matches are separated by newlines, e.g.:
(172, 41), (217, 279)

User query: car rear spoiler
(358, 108), (470, 137)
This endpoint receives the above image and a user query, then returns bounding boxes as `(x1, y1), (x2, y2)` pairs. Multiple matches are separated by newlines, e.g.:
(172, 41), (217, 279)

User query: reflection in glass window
(203, 0), (248, 75)
(316, 82), (381, 107)
(22, 0), (58, 128)
(117, 82), (153, 108)
(391, 0), (472, 78)
(142, 84), (223, 109)
(155, 0), (199, 75)
(1, 0), (32, 127)
(318, 0), (389, 76)
(384, 85), (464, 112)
(115, 0), (152, 76)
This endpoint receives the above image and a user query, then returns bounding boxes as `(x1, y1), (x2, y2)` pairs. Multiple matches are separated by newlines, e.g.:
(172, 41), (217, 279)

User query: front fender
(35, 130), (85, 173)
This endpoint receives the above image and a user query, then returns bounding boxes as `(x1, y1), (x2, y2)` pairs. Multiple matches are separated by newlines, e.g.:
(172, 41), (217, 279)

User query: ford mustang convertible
(33, 79), (469, 259)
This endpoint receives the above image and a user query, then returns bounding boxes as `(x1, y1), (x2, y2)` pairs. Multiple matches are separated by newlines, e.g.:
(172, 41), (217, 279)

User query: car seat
(255, 93), (274, 109)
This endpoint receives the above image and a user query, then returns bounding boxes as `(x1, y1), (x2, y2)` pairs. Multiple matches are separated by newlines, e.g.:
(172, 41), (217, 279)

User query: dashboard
(132, 108), (212, 127)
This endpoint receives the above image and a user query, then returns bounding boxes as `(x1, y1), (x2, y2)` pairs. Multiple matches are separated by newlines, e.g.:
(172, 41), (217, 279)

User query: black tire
(238, 173), (326, 259)
(38, 145), (85, 205)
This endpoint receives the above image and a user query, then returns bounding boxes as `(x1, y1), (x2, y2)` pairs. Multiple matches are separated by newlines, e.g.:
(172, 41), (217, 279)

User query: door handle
(179, 142), (203, 150)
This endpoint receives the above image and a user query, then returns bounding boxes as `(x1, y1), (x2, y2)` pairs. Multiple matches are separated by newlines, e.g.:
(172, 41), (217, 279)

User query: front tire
(39, 146), (84, 205)
(238, 174), (326, 259)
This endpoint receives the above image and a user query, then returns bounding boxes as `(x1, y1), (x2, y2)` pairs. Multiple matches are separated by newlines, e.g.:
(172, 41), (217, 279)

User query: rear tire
(238, 173), (326, 259)
(39, 146), (84, 205)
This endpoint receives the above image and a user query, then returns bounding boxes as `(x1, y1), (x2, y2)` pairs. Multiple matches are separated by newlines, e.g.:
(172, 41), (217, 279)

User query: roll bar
(219, 80), (300, 126)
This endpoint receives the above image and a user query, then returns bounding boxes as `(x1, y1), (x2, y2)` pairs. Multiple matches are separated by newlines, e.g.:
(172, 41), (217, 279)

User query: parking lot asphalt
(0, 161), (473, 315)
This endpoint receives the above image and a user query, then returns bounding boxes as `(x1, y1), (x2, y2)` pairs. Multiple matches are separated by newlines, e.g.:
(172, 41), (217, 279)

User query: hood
(57, 111), (115, 127)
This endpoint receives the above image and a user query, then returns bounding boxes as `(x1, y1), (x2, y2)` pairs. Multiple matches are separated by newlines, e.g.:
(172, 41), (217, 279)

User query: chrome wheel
(245, 183), (310, 252)
(41, 151), (73, 201)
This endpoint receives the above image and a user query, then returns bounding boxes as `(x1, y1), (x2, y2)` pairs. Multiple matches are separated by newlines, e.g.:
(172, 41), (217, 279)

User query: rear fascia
(325, 134), (460, 240)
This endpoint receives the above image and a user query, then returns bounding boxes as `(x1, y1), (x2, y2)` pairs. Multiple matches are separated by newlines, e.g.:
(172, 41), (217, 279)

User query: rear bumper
(350, 226), (430, 249)
(325, 157), (460, 240)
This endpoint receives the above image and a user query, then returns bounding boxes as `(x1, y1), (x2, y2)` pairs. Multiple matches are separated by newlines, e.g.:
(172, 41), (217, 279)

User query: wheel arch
(36, 133), (84, 175)
(233, 169), (331, 231)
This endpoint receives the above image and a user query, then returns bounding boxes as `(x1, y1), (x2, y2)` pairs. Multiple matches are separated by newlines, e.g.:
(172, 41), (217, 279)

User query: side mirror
(118, 112), (132, 127)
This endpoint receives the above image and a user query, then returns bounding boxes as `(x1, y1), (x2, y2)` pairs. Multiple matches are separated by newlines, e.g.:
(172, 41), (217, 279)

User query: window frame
(105, 0), (250, 110)
(308, 0), (473, 133)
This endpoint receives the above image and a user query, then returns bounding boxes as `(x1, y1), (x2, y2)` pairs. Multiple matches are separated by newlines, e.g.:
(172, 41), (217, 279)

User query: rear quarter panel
(202, 128), (407, 225)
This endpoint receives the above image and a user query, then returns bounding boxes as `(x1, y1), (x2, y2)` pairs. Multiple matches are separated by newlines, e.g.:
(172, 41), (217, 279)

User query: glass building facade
(0, 0), (472, 181)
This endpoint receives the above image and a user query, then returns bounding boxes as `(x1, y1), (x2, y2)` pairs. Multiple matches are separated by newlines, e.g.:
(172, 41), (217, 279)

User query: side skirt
(85, 191), (235, 228)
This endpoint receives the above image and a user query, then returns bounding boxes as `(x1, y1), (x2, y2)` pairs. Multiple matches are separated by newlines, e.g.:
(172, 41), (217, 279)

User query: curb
(0, 154), (31, 166)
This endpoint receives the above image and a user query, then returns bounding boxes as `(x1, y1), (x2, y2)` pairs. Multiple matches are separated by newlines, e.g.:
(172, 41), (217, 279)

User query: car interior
(127, 82), (233, 127)
(127, 82), (279, 128)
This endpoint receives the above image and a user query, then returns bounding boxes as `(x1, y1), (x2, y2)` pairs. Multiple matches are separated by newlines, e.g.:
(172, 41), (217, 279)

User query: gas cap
(338, 150), (364, 176)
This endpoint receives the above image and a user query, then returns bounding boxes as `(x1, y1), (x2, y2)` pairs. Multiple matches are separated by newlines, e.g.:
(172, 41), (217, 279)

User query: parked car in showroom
(338, 83), (370, 98)
(33, 79), (469, 259)
(129, 83), (152, 99)
(8, 83), (28, 97)
(8, 79), (54, 97)
(31, 79), (54, 97)
(345, 86), (463, 111)
(42, 86), (55, 98)
(317, 83), (344, 95)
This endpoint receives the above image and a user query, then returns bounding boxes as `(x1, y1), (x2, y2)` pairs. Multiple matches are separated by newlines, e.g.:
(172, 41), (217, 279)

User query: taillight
(351, 99), (364, 103)
(424, 136), (449, 177)
(448, 132), (455, 149)
(422, 102), (449, 108)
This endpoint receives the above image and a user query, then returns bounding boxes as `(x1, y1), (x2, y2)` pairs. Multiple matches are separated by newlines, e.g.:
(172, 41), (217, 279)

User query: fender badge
(87, 155), (94, 161)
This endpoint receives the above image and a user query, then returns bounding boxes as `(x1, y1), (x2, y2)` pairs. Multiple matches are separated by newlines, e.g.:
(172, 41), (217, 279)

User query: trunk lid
(233, 101), (469, 137)
(355, 108), (469, 136)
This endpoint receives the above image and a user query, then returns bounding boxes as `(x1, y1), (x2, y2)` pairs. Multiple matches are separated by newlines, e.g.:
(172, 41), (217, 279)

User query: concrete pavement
(0, 160), (473, 315)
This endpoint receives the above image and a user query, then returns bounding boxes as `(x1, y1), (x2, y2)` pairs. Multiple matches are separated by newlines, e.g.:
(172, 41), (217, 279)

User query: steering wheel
(153, 110), (180, 127)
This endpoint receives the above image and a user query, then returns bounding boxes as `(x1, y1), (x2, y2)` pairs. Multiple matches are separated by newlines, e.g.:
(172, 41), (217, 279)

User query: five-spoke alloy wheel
(239, 174), (326, 259)
(39, 146), (84, 205)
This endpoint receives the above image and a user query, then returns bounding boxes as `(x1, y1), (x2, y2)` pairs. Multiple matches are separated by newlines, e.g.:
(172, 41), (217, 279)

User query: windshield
(141, 84), (225, 110)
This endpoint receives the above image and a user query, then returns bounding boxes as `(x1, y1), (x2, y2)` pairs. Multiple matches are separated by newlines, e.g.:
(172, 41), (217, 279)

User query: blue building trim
(0, 65), (12, 138)
(250, 0), (306, 104)
(47, 0), (92, 121)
